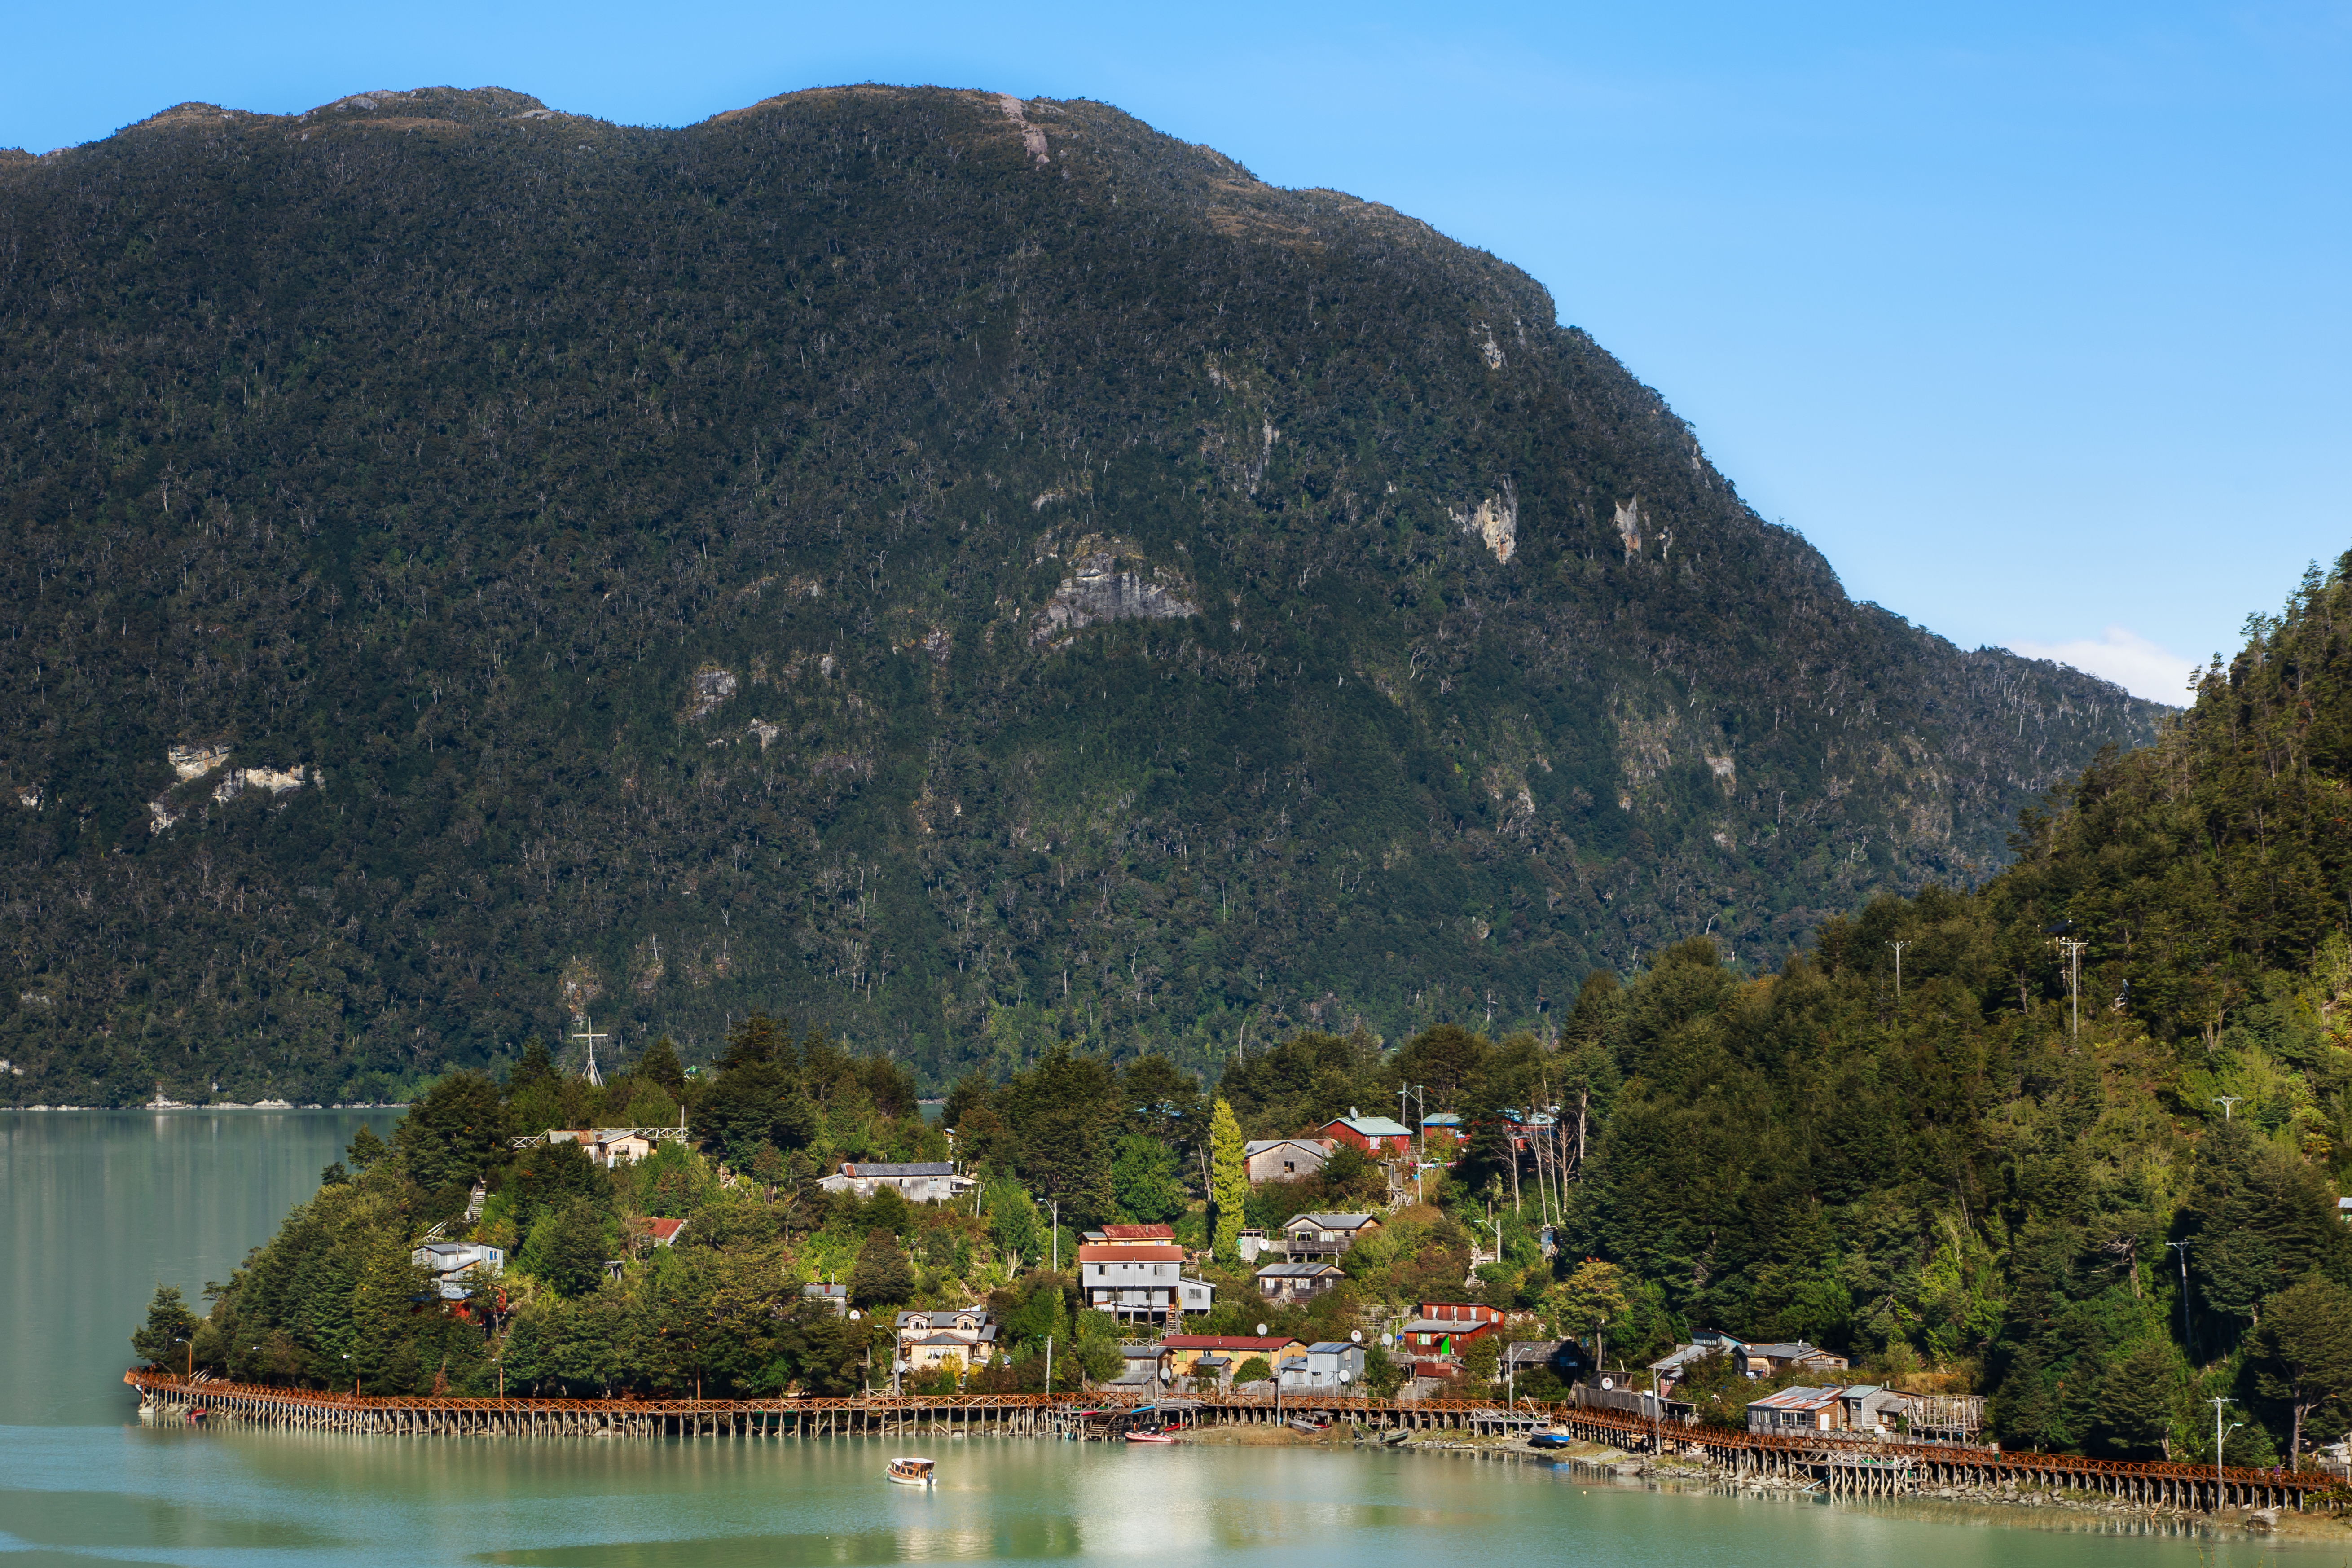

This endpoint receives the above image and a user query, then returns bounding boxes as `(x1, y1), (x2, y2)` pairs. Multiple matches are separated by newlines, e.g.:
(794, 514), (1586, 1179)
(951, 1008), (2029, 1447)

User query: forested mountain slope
(133, 556), (2352, 1464)
(1547, 559), (2352, 1458)
(0, 84), (2158, 1103)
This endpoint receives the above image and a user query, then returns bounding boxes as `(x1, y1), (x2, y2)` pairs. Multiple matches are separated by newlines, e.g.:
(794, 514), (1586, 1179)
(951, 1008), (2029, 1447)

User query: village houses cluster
(475, 1113), (1976, 1436)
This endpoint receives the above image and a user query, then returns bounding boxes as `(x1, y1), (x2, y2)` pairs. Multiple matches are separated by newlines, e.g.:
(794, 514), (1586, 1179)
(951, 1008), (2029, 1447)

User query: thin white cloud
(2006, 625), (2198, 705)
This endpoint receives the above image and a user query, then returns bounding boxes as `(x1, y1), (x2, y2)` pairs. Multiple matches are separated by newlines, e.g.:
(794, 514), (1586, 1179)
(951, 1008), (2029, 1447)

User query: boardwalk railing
(123, 1369), (2330, 1512)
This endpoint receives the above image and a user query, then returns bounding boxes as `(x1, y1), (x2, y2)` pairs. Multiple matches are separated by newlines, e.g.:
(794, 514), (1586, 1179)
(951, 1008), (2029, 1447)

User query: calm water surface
(0, 1111), (2327, 1566)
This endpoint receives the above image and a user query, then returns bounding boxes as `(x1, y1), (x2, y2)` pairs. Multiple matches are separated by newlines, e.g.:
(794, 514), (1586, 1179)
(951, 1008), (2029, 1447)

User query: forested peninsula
(137, 551), (2352, 1467)
(0, 84), (2154, 1106)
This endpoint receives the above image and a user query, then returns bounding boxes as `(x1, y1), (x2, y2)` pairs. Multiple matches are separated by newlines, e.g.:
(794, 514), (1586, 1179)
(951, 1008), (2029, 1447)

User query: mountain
(0, 84), (2160, 1104)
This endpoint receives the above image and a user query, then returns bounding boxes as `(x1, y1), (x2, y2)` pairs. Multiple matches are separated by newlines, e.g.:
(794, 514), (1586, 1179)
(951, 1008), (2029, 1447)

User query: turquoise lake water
(0, 1110), (2326, 1566)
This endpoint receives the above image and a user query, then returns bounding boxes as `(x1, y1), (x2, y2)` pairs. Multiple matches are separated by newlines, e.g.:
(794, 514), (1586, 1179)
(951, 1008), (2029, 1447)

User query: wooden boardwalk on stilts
(123, 1369), (2329, 1512)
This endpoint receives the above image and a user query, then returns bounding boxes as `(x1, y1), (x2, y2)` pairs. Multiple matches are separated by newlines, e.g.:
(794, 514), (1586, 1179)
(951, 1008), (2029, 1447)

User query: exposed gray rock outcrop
(1031, 550), (1197, 649)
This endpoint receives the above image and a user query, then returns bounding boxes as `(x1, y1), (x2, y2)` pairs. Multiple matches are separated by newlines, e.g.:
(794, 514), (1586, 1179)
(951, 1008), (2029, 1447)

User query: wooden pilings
(119, 1370), (2323, 1511)
(1540, 1405), (2311, 1513)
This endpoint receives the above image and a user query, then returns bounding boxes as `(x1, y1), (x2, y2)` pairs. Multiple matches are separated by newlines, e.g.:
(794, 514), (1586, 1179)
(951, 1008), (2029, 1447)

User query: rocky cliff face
(0, 84), (2160, 1102)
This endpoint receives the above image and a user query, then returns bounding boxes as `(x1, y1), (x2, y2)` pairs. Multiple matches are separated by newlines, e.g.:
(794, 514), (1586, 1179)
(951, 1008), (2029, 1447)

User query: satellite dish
(1600, 1376), (1613, 1390)
(1350, 1330), (1362, 1344)
(848, 1310), (861, 1321)
(1256, 1323), (1269, 1336)
(1340, 1370), (1352, 1384)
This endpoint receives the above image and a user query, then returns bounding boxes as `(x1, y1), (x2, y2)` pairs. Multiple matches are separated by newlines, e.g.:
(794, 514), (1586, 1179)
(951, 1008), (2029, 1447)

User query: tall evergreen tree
(392, 1072), (510, 1195)
(2091, 1340), (2183, 1457)
(2256, 1276), (2352, 1464)
(131, 1284), (199, 1368)
(636, 1037), (687, 1096)
(849, 1229), (915, 1311)
(1209, 1099), (1248, 1262)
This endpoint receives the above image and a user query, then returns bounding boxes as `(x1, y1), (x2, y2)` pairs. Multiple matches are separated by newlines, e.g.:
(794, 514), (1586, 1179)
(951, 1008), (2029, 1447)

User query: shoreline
(123, 1369), (2337, 1537)
(9, 1102), (408, 1112)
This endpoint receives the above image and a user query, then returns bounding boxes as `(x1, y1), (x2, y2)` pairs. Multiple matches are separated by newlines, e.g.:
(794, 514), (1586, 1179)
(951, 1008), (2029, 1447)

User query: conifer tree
(1209, 1099), (1247, 1262)
(2256, 1277), (2352, 1464)
(344, 1125), (387, 1171)
(131, 1284), (199, 1367)
(850, 1228), (915, 1310)
(637, 1037), (687, 1095)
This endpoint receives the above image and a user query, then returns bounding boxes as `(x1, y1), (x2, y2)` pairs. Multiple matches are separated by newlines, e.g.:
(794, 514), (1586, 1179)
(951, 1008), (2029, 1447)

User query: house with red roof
(1398, 1301), (1504, 1357)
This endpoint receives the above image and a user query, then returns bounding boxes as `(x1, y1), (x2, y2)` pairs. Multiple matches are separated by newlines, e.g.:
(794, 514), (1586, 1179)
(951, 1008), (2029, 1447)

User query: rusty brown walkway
(123, 1370), (2326, 1511)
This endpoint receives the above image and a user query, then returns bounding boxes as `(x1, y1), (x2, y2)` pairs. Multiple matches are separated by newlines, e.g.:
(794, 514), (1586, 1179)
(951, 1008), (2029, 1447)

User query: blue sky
(7, 1), (2344, 703)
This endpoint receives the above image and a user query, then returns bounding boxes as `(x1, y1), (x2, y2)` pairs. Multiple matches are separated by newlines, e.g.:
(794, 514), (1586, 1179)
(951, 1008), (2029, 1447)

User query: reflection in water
(476, 1523), (1082, 1566)
(0, 1488), (341, 1550)
(0, 1109), (401, 1427)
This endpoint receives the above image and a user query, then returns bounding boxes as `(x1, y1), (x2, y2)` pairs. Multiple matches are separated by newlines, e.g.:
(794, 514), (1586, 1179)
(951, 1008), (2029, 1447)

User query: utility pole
(1886, 941), (1907, 1005)
(1397, 1083), (1411, 1202)
(2166, 1240), (2194, 1357)
(2212, 1095), (2243, 1121)
(2054, 939), (2088, 1038)
(2209, 1397), (2241, 1493)
(1045, 1335), (1053, 1397)
(1396, 1083), (1427, 1203)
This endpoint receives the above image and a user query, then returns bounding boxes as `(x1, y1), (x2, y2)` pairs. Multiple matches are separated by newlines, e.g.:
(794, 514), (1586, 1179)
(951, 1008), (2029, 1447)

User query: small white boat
(886, 1456), (937, 1486)
(1124, 1430), (1182, 1444)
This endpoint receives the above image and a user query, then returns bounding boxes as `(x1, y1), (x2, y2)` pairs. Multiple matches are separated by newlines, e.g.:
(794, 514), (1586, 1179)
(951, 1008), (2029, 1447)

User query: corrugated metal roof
(1327, 1114), (1413, 1138)
(895, 1307), (993, 1327)
(1747, 1385), (1840, 1411)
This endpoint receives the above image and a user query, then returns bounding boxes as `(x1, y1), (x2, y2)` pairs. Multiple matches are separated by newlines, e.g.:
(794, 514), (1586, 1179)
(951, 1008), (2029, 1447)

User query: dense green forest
(0, 83), (2154, 1105)
(141, 552), (2352, 1464)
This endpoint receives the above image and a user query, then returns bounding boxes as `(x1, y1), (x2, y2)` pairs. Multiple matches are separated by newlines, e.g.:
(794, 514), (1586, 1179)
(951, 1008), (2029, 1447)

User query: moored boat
(1124, 1430), (1182, 1444)
(886, 1456), (937, 1485)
